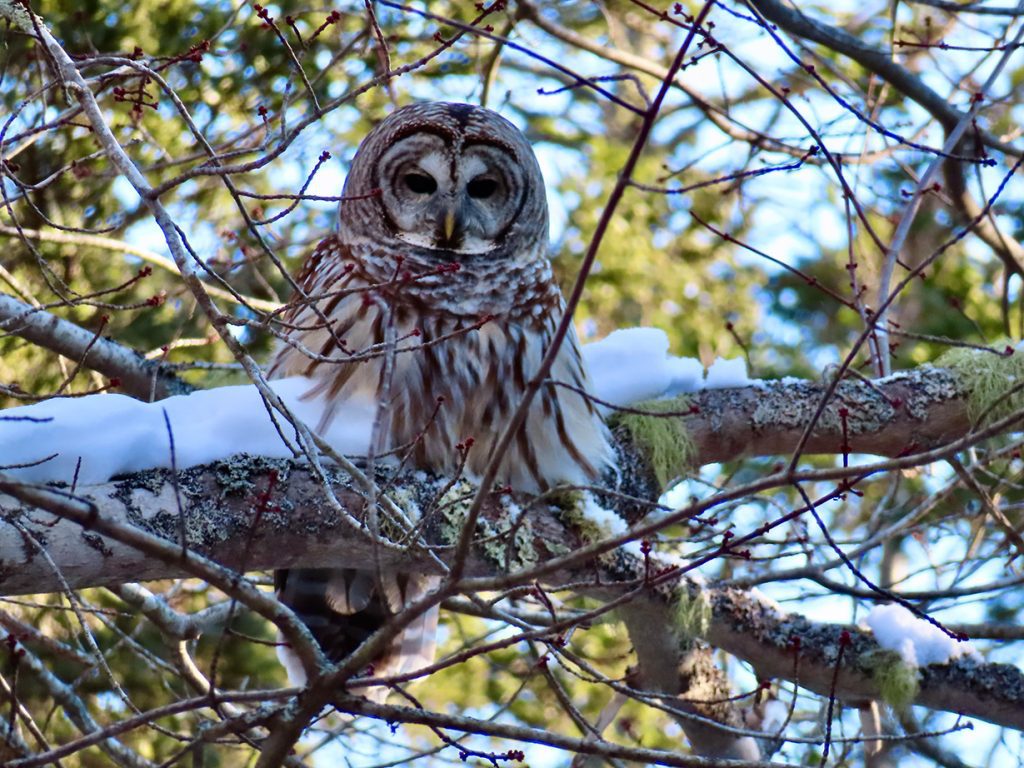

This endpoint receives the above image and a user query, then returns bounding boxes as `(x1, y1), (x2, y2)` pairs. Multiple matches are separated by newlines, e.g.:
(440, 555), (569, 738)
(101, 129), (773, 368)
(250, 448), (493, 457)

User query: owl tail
(274, 567), (439, 703)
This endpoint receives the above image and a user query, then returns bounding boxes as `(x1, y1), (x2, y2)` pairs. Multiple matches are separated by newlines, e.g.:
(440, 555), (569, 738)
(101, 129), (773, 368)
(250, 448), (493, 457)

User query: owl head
(337, 102), (549, 265)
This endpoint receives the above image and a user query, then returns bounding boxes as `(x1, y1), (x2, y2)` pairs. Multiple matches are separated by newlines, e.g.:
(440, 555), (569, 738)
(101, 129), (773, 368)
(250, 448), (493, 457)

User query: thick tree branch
(617, 598), (761, 760)
(684, 366), (969, 466)
(704, 585), (1024, 732)
(0, 365), (981, 593)
(0, 468), (328, 676)
(0, 459), (454, 593)
(1, 455), (1021, 735)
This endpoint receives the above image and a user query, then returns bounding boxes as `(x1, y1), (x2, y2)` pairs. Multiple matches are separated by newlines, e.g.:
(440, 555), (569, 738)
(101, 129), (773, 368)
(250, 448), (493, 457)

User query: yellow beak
(443, 209), (457, 241)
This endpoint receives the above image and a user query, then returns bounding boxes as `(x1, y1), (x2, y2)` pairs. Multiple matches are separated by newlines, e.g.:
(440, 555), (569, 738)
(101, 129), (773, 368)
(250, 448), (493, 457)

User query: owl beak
(443, 208), (458, 242)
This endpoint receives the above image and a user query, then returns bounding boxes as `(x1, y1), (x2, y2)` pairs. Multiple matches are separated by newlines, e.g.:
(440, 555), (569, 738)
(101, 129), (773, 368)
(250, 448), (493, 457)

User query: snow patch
(704, 357), (753, 389)
(663, 356), (705, 397)
(1, 328), (768, 486)
(0, 377), (375, 485)
(582, 327), (677, 411)
(581, 327), (758, 409)
(865, 604), (977, 667)
(580, 494), (628, 537)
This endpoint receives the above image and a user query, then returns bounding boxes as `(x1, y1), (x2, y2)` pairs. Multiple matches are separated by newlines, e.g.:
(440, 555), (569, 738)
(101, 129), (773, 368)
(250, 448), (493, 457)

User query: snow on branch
(700, 583), (1024, 733)
(0, 326), (982, 489)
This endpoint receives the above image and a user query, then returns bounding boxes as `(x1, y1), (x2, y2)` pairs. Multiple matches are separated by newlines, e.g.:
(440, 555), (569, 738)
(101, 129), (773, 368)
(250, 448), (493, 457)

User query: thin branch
(0, 293), (192, 400)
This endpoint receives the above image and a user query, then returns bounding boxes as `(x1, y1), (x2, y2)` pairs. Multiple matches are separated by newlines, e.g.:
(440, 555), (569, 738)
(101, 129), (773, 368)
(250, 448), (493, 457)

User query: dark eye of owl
(467, 177), (498, 200)
(404, 173), (437, 195)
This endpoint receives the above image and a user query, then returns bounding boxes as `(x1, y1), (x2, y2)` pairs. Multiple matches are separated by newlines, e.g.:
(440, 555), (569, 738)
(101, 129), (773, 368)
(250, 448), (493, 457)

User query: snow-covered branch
(705, 586), (1024, 732)
(0, 327), (982, 488)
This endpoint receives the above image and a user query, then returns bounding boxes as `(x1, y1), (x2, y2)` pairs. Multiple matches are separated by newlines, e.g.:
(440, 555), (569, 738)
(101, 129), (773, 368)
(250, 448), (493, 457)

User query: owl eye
(404, 173), (437, 195)
(467, 177), (498, 200)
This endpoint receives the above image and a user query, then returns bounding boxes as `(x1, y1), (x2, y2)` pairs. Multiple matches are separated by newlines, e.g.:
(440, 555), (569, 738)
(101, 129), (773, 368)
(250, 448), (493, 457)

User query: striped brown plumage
(270, 103), (612, 699)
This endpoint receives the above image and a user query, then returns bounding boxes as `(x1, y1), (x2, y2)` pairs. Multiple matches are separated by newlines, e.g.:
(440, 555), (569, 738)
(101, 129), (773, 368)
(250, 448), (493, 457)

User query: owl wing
(275, 568), (439, 703)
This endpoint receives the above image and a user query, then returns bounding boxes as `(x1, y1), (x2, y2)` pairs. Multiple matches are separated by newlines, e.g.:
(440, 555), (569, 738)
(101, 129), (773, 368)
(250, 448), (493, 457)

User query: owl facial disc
(336, 102), (550, 271)
(373, 128), (529, 255)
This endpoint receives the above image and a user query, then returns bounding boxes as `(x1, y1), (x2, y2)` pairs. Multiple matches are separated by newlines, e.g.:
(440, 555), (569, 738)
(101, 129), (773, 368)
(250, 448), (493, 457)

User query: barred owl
(269, 102), (612, 699)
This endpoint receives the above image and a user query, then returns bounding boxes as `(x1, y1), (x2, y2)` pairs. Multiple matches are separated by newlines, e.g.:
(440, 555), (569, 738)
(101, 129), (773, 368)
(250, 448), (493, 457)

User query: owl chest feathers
(269, 238), (612, 492)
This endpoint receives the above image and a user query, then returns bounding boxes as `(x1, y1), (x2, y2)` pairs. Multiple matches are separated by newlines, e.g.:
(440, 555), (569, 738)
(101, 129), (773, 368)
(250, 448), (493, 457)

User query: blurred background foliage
(2, 0), (1024, 766)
